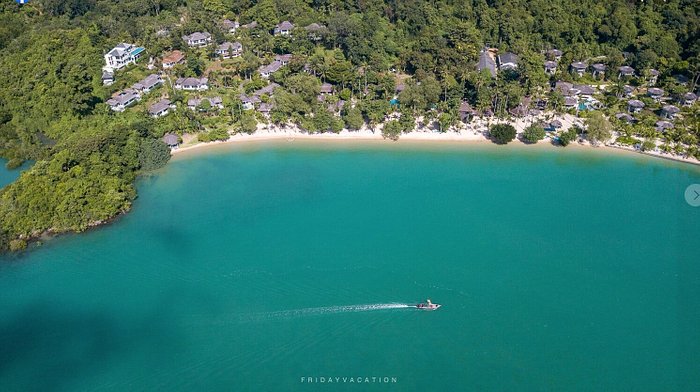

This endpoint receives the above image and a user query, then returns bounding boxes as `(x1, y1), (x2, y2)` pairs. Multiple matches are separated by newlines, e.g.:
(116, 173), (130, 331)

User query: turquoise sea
(1, 143), (699, 391)
(0, 159), (27, 188)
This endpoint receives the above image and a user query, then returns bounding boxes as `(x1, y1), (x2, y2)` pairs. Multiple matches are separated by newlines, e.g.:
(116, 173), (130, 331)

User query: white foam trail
(241, 303), (412, 323)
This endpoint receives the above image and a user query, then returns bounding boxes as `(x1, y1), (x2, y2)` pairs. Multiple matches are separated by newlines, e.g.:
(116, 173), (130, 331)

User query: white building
(182, 32), (212, 48)
(103, 43), (145, 72)
(106, 89), (141, 112)
(216, 42), (243, 59)
(174, 77), (209, 91)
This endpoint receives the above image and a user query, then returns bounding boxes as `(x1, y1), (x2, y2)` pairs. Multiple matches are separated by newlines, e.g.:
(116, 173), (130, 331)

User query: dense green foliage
(584, 112), (613, 145)
(558, 128), (579, 146)
(489, 124), (517, 144)
(139, 139), (172, 171)
(0, 0), (699, 250)
(523, 124), (546, 143)
(382, 120), (402, 141)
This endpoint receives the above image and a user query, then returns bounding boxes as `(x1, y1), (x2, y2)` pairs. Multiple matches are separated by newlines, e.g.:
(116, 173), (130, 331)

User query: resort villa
(274, 21), (295, 36)
(216, 42), (243, 59)
(618, 66), (635, 78)
(253, 83), (280, 97)
(258, 102), (273, 116)
(647, 88), (665, 101)
(148, 99), (173, 118)
(627, 99), (645, 113)
(661, 105), (680, 119)
(458, 101), (478, 122)
(656, 120), (674, 132)
(570, 61), (587, 77)
(305, 23), (326, 40)
(275, 54), (293, 65)
(591, 63), (606, 78)
(101, 71), (114, 86)
(477, 49), (497, 78)
(162, 133), (180, 149)
(222, 19), (239, 34)
(546, 49), (563, 61)
(648, 69), (660, 85)
(187, 97), (224, 111)
(106, 89), (141, 112)
(259, 61), (283, 78)
(162, 50), (185, 69)
(239, 94), (261, 110)
(544, 61), (557, 75)
(182, 32), (212, 48)
(616, 113), (635, 123)
(682, 92), (697, 106)
(103, 43), (145, 72)
(175, 77), (209, 91)
(319, 83), (334, 96)
(498, 52), (518, 70)
(132, 74), (163, 93)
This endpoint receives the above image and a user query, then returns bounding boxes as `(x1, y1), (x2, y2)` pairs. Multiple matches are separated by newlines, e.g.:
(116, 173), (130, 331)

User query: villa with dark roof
(546, 49), (562, 61)
(656, 120), (674, 132)
(648, 69), (660, 85)
(132, 74), (163, 93)
(274, 21), (295, 36)
(106, 89), (141, 112)
(258, 61), (283, 78)
(163, 133), (179, 149)
(544, 61), (557, 75)
(618, 66), (635, 78)
(222, 19), (239, 34)
(498, 52), (518, 70)
(188, 97), (223, 111)
(102, 71), (114, 86)
(591, 63), (606, 77)
(477, 49), (496, 78)
(320, 83), (334, 95)
(216, 42), (243, 59)
(148, 99), (173, 118)
(174, 77), (209, 91)
(647, 88), (664, 101)
(681, 92), (697, 106)
(627, 99), (645, 113)
(570, 62), (587, 77)
(661, 105), (680, 120)
(305, 23), (326, 40)
(258, 102), (273, 116)
(253, 83), (280, 97)
(239, 94), (261, 110)
(182, 32), (212, 47)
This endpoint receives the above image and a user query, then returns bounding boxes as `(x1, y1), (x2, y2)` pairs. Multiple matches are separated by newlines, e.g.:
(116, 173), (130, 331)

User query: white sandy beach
(170, 113), (700, 167)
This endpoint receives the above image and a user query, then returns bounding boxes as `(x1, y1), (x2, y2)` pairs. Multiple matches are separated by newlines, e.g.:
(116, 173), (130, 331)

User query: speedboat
(415, 299), (441, 310)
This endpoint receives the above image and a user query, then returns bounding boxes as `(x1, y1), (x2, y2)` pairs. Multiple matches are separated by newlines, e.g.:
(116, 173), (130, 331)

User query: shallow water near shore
(0, 158), (29, 188)
(1, 143), (699, 391)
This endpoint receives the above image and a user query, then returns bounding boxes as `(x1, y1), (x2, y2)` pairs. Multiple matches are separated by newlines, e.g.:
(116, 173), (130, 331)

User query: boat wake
(240, 303), (413, 323)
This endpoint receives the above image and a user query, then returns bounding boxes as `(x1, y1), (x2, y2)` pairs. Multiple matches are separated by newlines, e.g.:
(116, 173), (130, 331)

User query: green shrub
(490, 124), (517, 144)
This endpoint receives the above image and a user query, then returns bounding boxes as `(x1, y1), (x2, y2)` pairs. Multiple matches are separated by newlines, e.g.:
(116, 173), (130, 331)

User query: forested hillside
(0, 0), (698, 251)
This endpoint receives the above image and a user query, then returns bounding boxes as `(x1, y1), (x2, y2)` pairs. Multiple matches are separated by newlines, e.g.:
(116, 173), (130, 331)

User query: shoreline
(170, 126), (700, 168)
